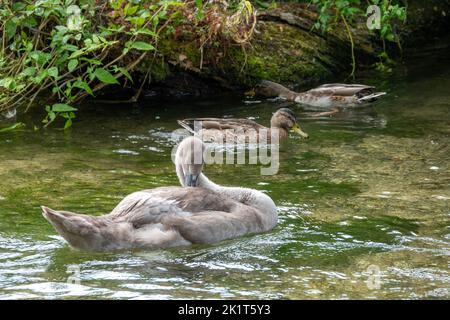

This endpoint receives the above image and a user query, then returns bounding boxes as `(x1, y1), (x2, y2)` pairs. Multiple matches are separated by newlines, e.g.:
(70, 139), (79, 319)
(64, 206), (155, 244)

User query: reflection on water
(0, 50), (449, 299)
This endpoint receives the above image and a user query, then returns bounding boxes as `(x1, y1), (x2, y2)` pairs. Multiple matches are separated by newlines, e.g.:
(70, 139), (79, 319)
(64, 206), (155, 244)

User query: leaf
(195, 0), (204, 20)
(92, 34), (100, 44)
(64, 84), (72, 97)
(94, 68), (119, 84)
(196, 10), (204, 20)
(129, 17), (146, 28)
(129, 28), (156, 37)
(5, 20), (17, 41)
(48, 66), (59, 79)
(55, 25), (69, 34)
(73, 80), (94, 96)
(22, 16), (37, 28)
(124, 3), (139, 16)
(0, 123), (25, 133)
(128, 41), (155, 51)
(80, 57), (102, 65)
(60, 44), (79, 52)
(22, 67), (37, 77)
(385, 33), (395, 42)
(87, 67), (96, 81)
(0, 77), (14, 89)
(67, 5), (81, 15)
(33, 70), (48, 84)
(64, 118), (73, 129)
(68, 59), (78, 72)
(69, 49), (85, 59)
(48, 111), (56, 122)
(30, 51), (51, 64)
(118, 67), (133, 83)
(51, 103), (78, 112)
(111, 0), (124, 10)
(12, 2), (26, 11)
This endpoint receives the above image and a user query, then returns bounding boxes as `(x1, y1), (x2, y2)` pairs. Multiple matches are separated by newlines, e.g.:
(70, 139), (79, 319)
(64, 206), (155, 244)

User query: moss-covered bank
(143, 0), (450, 95)
(141, 2), (379, 93)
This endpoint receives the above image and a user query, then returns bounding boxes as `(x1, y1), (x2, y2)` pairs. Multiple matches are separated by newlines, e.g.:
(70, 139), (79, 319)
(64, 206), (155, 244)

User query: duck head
(271, 108), (309, 139)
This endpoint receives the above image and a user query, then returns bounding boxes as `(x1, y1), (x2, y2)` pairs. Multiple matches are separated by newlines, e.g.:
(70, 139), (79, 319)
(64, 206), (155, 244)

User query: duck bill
(291, 124), (309, 139)
(185, 173), (200, 187)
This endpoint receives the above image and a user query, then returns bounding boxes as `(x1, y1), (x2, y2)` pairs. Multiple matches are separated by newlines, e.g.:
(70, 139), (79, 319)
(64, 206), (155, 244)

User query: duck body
(257, 80), (386, 108)
(178, 117), (282, 143)
(42, 137), (278, 252)
(178, 108), (308, 143)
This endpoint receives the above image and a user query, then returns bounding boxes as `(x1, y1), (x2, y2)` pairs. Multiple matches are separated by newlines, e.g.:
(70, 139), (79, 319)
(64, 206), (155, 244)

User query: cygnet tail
(41, 206), (104, 251)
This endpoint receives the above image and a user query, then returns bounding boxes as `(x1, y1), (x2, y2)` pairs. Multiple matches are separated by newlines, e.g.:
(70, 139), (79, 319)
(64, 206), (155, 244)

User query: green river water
(0, 51), (449, 299)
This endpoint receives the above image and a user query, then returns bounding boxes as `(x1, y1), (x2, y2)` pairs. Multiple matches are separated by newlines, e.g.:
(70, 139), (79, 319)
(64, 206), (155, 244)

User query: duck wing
(109, 187), (239, 228)
(178, 118), (266, 133)
(163, 206), (264, 244)
(308, 84), (376, 97)
(109, 189), (188, 228)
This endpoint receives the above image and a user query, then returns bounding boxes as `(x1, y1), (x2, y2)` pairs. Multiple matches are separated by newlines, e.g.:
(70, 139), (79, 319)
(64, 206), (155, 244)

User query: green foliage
(310, 0), (363, 32)
(375, 0), (406, 42)
(1, 0), (256, 128)
(43, 103), (77, 128)
(0, 0), (406, 127)
(94, 68), (120, 85)
(0, 122), (25, 133)
(0, 0), (171, 128)
(310, 0), (406, 76)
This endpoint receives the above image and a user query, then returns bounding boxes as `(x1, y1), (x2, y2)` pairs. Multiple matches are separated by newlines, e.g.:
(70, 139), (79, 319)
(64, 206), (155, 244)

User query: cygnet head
(175, 136), (206, 187)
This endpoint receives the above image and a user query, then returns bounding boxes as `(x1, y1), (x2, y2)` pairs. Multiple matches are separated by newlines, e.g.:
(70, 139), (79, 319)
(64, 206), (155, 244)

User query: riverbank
(1, 1), (449, 122)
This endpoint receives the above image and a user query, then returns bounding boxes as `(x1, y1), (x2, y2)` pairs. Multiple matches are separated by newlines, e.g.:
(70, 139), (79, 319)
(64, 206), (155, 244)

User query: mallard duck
(256, 80), (386, 108)
(177, 108), (308, 143)
(42, 137), (278, 251)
